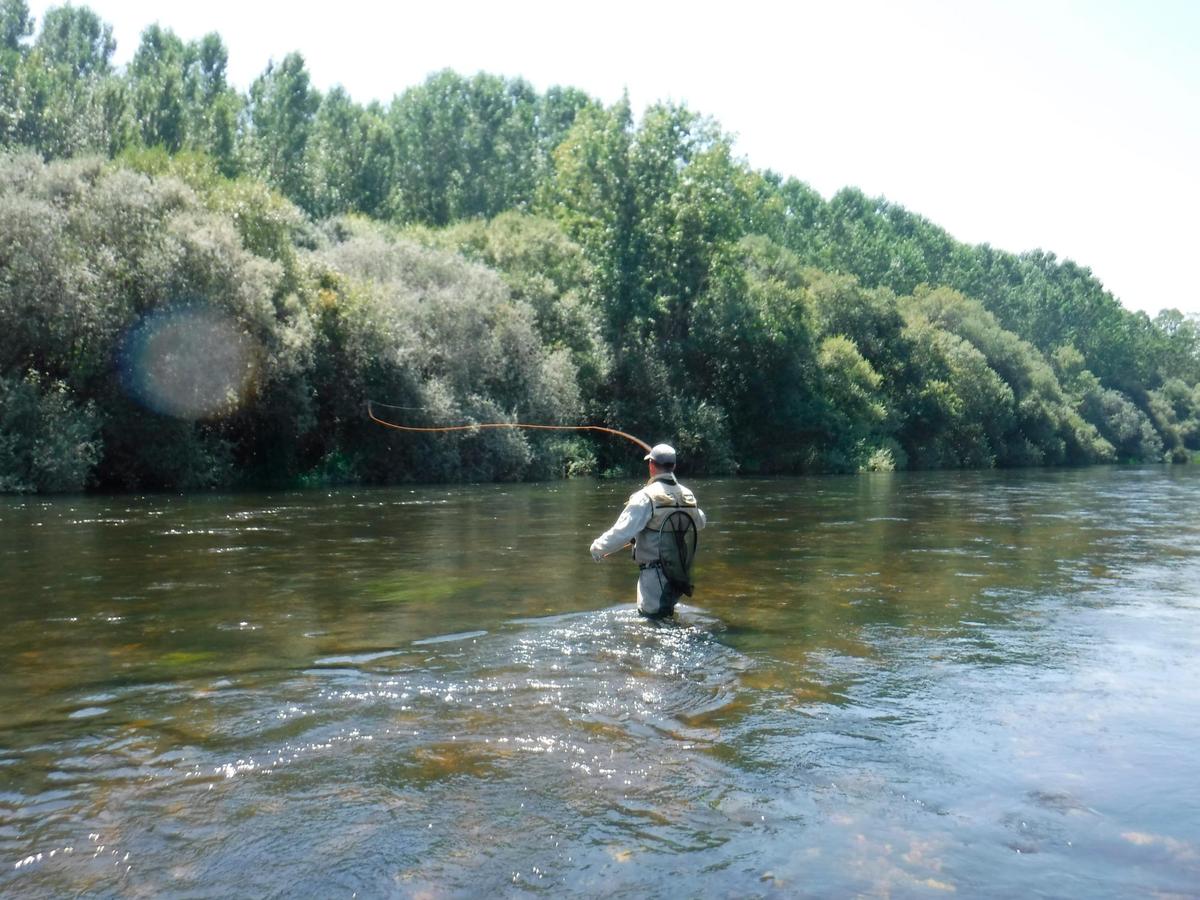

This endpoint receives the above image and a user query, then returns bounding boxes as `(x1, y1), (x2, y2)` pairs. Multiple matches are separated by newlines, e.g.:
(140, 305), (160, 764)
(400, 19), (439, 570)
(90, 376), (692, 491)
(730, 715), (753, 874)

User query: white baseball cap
(643, 443), (676, 465)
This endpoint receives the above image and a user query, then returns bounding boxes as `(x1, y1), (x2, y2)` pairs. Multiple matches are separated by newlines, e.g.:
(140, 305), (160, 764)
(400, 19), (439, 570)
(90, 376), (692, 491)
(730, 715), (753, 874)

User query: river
(1, 467), (1198, 897)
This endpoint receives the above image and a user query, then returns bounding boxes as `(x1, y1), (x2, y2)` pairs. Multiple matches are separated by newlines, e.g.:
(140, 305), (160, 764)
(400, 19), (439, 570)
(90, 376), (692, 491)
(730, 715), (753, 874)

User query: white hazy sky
(28, 0), (1200, 316)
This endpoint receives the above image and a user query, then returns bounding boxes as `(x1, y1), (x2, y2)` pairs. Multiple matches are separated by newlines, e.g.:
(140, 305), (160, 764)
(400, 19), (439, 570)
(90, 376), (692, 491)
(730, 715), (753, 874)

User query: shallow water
(1, 467), (1199, 897)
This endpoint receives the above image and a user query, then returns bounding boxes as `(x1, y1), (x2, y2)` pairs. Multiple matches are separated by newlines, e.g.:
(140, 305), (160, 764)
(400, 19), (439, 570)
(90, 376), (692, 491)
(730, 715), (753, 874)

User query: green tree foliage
(626, 104), (747, 347)
(190, 34), (239, 174)
(127, 27), (240, 173)
(0, 0), (34, 143)
(310, 218), (583, 482)
(128, 25), (187, 152)
(538, 86), (599, 167)
(1153, 310), (1200, 386)
(242, 52), (319, 210)
(816, 336), (888, 470)
(424, 211), (609, 402)
(820, 188), (949, 296)
(792, 186), (1175, 403)
(542, 98), (761, 472)
(905, 286), (1084, 465)
(1147, 378), (1200, 460)
(687, 237), (820, 471)
(389, 71), (550, 226)
(546, 100), (750, 346)
(305, 88), (392, 219)
(744, 172), (827, 265)
(804, 270), (913, 466)
(35, 3), (113, 78)
(899, 316), (1017, 468)
(0, 0), (33, 51)
(542, 97), (636, 339)
(8, 4), (130, 158)
(0, 153), (307, 489)
(1082, 388), (1163, 463)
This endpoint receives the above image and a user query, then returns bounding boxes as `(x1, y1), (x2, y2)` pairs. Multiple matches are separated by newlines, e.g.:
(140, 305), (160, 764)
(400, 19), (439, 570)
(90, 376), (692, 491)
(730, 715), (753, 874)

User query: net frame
(656, 509), (699, 599)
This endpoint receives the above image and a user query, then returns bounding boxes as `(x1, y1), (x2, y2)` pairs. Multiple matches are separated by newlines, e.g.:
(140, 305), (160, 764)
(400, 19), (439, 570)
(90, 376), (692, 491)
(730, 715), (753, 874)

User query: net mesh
(658, 510), (698, 597)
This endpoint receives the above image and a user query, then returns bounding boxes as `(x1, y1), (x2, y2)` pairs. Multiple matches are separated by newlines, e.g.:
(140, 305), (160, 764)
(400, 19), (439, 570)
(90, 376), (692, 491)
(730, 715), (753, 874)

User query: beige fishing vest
(632, 476), (701, 566)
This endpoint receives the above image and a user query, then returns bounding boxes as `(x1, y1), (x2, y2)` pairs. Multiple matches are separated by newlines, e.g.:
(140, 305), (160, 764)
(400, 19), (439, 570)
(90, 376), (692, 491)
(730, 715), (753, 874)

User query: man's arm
(590, 492), (652, 561)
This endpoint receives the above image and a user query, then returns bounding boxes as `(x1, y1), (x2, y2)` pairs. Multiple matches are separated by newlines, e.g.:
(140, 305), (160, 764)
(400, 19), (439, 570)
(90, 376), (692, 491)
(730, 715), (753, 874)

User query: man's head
(644, 443), (676, 476)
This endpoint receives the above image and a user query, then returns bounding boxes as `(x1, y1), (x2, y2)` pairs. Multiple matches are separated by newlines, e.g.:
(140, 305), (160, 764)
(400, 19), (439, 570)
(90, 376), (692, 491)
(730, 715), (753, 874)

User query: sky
(27, 0), (1200, 316)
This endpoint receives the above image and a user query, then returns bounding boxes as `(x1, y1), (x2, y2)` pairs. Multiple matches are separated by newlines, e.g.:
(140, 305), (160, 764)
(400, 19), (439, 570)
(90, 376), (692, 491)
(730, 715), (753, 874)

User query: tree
(817, 335), (888, 470)
(0, 0), (33, 52)
(0, 370), (100, 491)
(125, 27), (240, 173)
(305, 88), (393, 218)
(35, 3), (113, 78)
(1152, 309), (1200, 386)
(311, 219), (584, 483)
(0, 0), (34, 145)
(542, 96), (637, 340)
(1147, 377), (1200, 459)
(744, 171), (826, 266)
(128, 24), (188, 152)
(189, 33), (239, 174)
(242, 52), (319, 209)
(628, 103), (747, 349)
(12, 4), (131, 158)
(389, 71), (550, 225)
(905, 286), (1087, 466)
(537, 85), (598, 173)
(688, 237), (821, 471)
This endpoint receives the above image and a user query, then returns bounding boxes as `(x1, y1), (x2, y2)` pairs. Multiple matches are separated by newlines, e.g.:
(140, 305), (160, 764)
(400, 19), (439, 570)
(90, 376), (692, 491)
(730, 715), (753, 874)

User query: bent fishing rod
(367, 400), (651, 559)
(366, 400), (652, 454)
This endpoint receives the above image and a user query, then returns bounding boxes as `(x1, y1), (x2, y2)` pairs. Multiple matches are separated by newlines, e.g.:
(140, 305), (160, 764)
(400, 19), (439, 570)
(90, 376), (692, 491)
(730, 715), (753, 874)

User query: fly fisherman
(590, 443), (706, 618)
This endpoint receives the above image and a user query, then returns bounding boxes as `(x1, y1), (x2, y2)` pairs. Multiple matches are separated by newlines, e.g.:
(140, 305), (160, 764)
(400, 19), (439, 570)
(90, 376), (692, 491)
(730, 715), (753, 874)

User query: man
(590, 443), (706, 618)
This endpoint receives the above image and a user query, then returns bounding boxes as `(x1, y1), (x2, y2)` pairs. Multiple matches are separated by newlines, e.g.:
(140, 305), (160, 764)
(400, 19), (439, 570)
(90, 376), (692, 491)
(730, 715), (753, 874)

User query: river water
(1, 467), (1198, 898)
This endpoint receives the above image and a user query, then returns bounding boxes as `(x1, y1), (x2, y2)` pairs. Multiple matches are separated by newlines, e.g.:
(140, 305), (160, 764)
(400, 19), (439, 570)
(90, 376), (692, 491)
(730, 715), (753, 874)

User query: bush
(861, 440), (905, 473)
(1083, 388), (1164, 463)
(0, 154), (323, 489)
(0, 371), (101, 492)
(309, 219), (583, 482)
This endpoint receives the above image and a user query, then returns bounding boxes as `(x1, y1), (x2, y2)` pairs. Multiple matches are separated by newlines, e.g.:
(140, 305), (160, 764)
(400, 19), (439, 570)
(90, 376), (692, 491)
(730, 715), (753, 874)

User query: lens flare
(120, 306), (258, 420)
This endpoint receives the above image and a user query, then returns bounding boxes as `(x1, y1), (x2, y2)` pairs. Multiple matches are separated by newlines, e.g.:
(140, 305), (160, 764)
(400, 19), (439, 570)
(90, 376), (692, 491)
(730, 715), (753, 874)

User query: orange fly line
(366, 401), (652, 454)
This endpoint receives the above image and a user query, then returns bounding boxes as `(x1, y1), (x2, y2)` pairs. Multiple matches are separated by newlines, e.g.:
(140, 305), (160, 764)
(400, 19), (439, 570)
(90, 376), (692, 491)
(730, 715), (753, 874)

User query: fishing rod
(366, 401), (652, 454)
(367, 400), (652, 560)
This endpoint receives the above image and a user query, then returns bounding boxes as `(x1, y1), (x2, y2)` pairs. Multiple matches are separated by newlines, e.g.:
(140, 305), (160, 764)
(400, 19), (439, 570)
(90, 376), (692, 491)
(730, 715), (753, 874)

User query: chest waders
(640, 509), (699, 617)
(631, 476), (701, 617)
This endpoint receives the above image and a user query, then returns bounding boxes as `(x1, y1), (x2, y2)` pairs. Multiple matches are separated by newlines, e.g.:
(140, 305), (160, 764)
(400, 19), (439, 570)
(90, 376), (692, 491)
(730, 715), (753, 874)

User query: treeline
(1, 3), (1198, 492)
